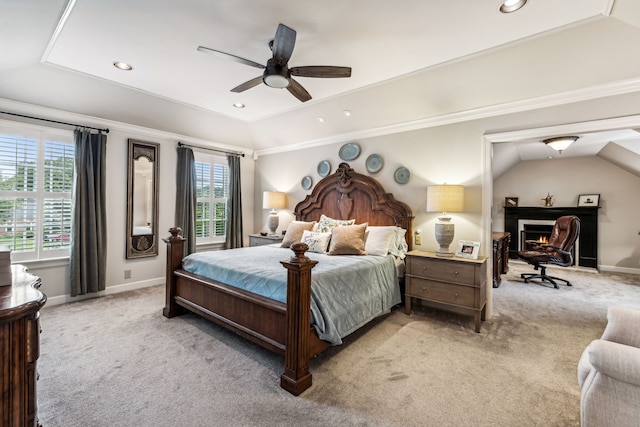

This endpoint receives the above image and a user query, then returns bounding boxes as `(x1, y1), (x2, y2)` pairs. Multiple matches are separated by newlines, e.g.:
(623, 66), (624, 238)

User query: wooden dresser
(492, 232), (510, 288)
(0, 265), (46, 427)
(405, 251), (487, 333)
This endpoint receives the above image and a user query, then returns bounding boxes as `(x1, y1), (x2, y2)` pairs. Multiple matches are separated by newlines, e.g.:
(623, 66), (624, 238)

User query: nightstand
(405, 250), (487, 333)
(248, 234), (283, 247)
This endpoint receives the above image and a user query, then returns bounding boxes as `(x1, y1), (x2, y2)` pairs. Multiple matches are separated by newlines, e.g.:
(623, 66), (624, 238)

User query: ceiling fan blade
(231, 76), (264, 93)
(290, 66), (352, 78)
(271, 24), (296, 65)
(197, 46), (265, 70)
(287, 78), (312, 102)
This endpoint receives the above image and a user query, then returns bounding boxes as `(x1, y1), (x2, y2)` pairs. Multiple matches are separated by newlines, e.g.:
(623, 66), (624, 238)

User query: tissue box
(0, 245), (11, 286)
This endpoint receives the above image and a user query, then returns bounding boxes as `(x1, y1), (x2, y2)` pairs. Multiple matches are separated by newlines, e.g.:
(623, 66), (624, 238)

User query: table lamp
(426, 185), (464, 257)
(263, 191), (287, 236)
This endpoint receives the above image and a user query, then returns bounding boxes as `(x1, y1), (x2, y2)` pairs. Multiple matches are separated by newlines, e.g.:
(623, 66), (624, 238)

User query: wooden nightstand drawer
(407, 277), (474, 307)
(249, 234), (283, 247)
(408, 256), (476, 284)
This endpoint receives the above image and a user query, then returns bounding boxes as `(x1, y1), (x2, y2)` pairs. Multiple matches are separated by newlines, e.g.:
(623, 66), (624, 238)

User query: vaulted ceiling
(1, 0), (640, 173)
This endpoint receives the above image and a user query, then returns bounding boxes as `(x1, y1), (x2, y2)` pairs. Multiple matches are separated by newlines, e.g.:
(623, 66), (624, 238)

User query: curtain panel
(226, 155), (243, 249)
(69, 129), (107, 297)
(175, 146), (196, 256)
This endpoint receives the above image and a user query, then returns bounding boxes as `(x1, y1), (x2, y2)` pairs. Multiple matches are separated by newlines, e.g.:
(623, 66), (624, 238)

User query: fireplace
(504, 206), (598, 268)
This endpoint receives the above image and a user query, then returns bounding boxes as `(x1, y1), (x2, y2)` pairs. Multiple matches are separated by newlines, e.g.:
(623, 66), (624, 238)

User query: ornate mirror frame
(126, 139), (160, 259)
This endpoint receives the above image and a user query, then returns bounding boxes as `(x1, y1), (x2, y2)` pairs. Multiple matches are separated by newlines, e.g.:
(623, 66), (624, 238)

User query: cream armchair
(578, 306), (640, 427)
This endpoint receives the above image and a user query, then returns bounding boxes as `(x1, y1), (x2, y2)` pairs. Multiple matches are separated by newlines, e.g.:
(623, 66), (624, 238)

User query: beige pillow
(328, 223), (368, 255)
(281, 221), (316, 248)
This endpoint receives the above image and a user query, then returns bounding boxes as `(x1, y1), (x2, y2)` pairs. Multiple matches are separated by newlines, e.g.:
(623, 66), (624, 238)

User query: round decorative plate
(394, 166), (411, 184)
(339, 142), (361, 161)
(365, 154), (383, 174)
(317, 160), (331, 177)
(301, 175), (313, 190)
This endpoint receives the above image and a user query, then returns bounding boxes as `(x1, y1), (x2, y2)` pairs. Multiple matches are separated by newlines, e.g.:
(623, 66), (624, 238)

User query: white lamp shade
(262, 191), (287, 210)
(426, 185), (464, 213)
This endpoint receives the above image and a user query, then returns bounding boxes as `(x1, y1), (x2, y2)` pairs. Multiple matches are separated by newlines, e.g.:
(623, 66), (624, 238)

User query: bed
(163, 162), (413, 395)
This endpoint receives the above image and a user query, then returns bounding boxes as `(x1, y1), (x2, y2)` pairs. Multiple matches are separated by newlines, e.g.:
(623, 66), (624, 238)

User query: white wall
(493, 156), (640, 271)
(1, 105), (255, 305)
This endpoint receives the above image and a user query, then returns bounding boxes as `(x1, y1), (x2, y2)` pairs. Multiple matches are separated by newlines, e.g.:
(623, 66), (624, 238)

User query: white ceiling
(41, 0), (610, 122)
(2, 0), (640, 172)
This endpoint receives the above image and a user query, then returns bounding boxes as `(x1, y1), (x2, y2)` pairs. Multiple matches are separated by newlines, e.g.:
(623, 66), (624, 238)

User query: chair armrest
(589, 339), (640, 386)
(602, 306), (640, 348)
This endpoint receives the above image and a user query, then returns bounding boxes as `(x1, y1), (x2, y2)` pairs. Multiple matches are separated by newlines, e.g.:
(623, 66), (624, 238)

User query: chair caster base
(521, 268), (572, 289)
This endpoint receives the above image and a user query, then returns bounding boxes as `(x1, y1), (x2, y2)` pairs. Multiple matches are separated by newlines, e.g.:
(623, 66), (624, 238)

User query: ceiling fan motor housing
(263, 59), (290, 88)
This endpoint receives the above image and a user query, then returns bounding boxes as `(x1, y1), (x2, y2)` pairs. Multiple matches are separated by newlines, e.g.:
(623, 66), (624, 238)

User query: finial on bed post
(280, 243), (318, 395)
(163, 227), (186, 318)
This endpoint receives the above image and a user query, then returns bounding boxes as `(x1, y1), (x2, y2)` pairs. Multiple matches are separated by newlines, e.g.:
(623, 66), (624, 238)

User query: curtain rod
(178, 141), (244, 157)
(0, 110), (109, 134)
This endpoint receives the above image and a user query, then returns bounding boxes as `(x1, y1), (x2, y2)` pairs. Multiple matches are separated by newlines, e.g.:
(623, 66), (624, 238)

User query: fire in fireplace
(521, 224), (553, 251)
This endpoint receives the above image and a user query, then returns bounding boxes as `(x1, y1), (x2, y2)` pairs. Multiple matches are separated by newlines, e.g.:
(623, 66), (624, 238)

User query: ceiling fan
(197, 23), (352, 102)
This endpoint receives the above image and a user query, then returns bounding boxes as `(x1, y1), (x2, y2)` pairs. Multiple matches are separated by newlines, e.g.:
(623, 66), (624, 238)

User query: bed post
(280, 242), (318, 395)
(163, 227), (186, 318)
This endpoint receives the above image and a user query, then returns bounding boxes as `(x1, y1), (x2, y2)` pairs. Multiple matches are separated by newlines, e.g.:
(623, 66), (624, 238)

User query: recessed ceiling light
(233, 102), (245, 108)
(499, 0), (527, 13)
(342, 110), (352, 117)
(316, 117), (325, 123)
(113, 61), (133, 71)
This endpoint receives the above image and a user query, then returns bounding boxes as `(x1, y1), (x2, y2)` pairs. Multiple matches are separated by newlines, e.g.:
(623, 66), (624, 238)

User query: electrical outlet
(124, 269), (132, 279)
(415, 234), (422, 245)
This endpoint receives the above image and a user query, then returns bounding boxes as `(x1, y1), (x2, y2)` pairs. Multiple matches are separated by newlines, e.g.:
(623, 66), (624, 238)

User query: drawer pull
(422, 286), (426, 291)
(454, 271), (459, 276)
(422, 266), (427, 270)
(454, 293), (458, 297)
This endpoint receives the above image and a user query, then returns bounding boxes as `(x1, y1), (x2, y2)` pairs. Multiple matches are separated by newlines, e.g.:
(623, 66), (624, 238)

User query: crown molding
(255, 75), (640, 158)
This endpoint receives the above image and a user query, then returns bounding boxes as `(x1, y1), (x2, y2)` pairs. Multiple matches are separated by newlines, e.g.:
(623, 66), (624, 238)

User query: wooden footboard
(163, 227), (328, 395)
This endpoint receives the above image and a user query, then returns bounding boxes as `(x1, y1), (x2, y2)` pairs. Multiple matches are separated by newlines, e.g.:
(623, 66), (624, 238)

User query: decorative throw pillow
(280, 221), (316, 248)
(316, 214), (355, 233)
(364, 226), (396, 256)
(300, 230), (332, 253)
(328, 223), (368, 255)
(390, 227), (408, 259)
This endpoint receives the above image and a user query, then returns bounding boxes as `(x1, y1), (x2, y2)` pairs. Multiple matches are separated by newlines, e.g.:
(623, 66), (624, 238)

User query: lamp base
(434, 218), (455, 257)
(267, 211), (279, 235)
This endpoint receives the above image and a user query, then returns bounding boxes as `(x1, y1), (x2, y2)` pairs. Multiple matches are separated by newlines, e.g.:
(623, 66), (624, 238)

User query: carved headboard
(294, 162), (414, 250)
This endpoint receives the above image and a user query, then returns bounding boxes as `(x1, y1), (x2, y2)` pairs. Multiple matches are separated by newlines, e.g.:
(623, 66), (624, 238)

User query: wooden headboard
(294, 162), (414, 250)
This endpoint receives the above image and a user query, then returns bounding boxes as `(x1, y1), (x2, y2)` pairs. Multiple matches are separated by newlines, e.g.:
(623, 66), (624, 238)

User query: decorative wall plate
(317, 160), (331, 177)
(339, 142), (361, 161)
(394, 166), (411, 184)
(301, 175), (313, 190)
(365, 154), (383, 173)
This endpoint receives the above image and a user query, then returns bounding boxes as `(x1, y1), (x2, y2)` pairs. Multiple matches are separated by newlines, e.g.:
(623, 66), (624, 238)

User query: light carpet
(37, 262), (640, 426)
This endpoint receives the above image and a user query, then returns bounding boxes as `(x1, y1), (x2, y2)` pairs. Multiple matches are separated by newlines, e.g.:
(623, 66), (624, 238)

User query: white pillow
(300, 230), (332, 253)
(390, 227), (408, 259)
(315, 214), (355, 233)
(365, 226), (396, 256)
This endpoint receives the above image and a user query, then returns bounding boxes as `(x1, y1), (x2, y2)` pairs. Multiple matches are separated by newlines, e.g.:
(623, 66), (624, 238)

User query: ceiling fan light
(500, 0), (527, 13)
(542, 136), (578, 154)
(263, 74), (290, 88)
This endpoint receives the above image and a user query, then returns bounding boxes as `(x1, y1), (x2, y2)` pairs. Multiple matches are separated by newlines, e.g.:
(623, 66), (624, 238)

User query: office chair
(517, 215), (581, 289)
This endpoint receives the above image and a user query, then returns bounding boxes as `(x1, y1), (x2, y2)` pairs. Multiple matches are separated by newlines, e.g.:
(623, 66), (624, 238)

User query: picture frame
(577, 194), (600, 207)
(505, 197), (519, 207)
(456, 240), (480, 260)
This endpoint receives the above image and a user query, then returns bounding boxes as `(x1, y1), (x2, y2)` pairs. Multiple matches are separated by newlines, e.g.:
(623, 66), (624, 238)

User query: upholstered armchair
(578, 306), (640, 427)
(517, 215), (580, 288)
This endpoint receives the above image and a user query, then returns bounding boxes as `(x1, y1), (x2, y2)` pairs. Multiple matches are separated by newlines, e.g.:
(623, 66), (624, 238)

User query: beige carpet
(37, 262), (640, 426)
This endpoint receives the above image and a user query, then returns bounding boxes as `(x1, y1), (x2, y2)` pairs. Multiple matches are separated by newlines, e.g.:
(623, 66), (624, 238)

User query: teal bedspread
(181, 245), (401, 345)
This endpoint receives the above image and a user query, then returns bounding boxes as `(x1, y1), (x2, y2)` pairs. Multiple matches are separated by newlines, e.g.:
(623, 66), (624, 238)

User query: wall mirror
(126, 139), (159, 258)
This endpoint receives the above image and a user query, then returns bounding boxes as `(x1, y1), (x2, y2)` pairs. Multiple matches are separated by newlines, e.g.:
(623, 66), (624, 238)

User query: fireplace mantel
(504, 206), (599, 268)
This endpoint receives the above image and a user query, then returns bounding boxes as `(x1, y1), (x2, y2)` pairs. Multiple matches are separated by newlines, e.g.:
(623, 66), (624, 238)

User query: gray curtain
(225, 155), (243, 249)
(69, 129), (107, 297)
(175, 146), (196, 256)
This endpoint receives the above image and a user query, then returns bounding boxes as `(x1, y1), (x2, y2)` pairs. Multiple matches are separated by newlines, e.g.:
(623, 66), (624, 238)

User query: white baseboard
(45, 277), (164, 307)
(599, 265), (640, 275)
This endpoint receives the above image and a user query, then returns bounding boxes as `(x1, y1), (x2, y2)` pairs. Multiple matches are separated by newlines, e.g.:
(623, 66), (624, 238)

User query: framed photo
(505, 197), (519, 207)
(456, 240), (480, 260)
(577, 194), (600, 207)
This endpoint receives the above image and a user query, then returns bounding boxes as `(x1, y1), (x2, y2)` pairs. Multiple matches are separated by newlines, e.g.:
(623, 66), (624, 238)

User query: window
(194, 153), (229, 244)
(0, 124), (74, 261)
